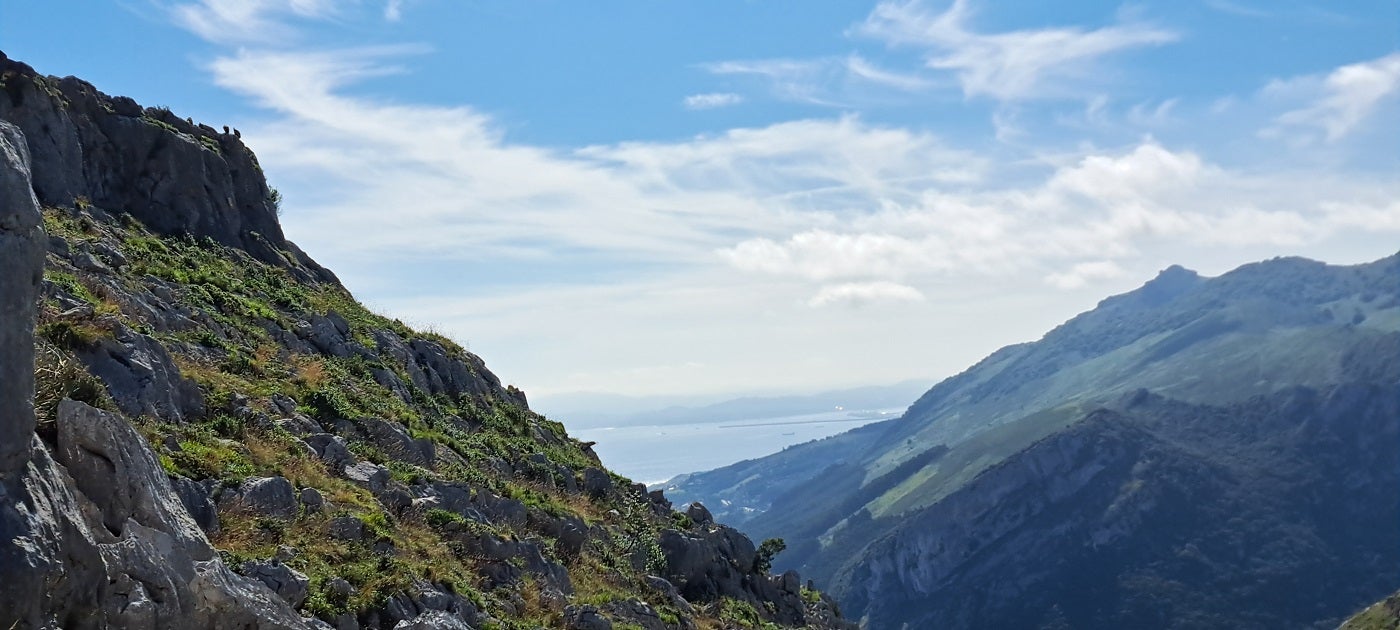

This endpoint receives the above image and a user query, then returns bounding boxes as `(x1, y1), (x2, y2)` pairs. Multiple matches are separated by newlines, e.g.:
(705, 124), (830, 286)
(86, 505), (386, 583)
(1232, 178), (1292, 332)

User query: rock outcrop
(0, 51), (332, 283)
(0, 101), (309, 630)
(0, 120), (43, 475)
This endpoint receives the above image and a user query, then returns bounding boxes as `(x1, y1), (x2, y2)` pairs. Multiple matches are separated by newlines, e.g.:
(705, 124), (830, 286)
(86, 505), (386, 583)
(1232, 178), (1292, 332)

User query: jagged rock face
(79, 326), (205, 422)
(0, 120), (44, 475)
(0, 116), (309, 629)
(0, 401), (313, 629)
(0, 437), (108, 629)
(0, 52), (332, 282)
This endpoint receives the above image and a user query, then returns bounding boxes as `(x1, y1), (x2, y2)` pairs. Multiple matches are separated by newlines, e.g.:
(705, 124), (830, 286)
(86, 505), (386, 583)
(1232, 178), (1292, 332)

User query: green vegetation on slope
(35, 202), (844, 629)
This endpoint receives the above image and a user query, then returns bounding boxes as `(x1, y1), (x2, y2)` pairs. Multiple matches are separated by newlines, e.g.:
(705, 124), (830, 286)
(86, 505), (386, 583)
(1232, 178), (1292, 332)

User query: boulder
(564, 604), (613, 630)
(360, 418), (435, 469)
(77, 328), (205, 422)
(393, 610), (472, 630)
(0, 400), (314, 628)
(328, 516), (366, 542)
(241, 559), (311, 608)
(300, 487), (326, 512)
(582, 467), (614, 499)
(224, 476), (300, 520)
(170, 475), (220, 534)
(304, 433), (355, 470)
(645, 575), (693, 614)
(55, 400), (211, 557)
(343, 461), (391, 494)
(0, 437), (108, 629)
(685, 502), (713, 526)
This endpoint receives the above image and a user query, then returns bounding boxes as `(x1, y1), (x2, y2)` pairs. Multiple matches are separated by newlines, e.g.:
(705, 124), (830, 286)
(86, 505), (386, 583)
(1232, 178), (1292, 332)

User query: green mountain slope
(667, 253), (1400, 628)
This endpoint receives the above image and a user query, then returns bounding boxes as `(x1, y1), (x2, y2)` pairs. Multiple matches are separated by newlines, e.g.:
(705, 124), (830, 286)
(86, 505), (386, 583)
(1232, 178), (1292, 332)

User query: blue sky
(4, 0), (1399, 401)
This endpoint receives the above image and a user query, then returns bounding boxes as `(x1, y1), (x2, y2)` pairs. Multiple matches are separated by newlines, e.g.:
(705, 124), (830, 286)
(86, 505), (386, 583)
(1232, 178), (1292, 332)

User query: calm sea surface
(570, 408), (901, 484)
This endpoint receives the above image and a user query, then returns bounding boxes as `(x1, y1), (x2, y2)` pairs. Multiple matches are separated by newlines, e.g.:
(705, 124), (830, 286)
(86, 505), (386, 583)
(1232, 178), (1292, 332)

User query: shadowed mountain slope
(667, 252), (1400, 629)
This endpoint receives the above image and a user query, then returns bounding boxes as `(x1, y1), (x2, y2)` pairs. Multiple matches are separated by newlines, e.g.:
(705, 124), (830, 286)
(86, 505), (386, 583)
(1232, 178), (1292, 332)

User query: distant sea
(570, 408), (901, 485)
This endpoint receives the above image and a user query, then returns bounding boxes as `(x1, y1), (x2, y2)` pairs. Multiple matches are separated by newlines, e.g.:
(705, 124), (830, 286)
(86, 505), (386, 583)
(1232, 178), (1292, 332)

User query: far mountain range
(665, 253), (1400, 629)
(534, 380), (931, 430)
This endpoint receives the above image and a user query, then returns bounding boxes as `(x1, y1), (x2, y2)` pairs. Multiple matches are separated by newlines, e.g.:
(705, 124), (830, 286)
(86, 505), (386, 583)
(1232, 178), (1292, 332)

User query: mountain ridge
(667, 250), (1400, 629)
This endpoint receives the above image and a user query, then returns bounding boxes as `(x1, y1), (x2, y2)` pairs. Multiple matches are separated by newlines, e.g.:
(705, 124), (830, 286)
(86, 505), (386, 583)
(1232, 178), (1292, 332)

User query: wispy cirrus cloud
(209, 48), (979, 266)
(1044, 260), (1127, 289)
(169, 0), (407, 43)
(683, 92), (743, 110)
(854, 0), (1178, 101)
(809, 281), (925, 307)
(701, 55), (936, 106)
(169, 0), (339, 43)
(1261, 52), (1400, 143)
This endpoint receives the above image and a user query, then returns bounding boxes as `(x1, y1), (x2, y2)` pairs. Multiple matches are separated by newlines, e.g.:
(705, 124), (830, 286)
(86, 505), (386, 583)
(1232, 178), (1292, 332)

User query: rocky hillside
(667, 250), (1400, 627)
(0, 52), (853, 630)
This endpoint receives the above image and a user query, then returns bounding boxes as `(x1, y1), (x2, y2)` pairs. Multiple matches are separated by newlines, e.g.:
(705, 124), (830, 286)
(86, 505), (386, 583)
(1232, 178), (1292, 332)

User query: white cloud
(683, 92), (743, 110)
(843, 55), (935, 91)
(715, 140), (1400, 291)
(854, 0), (1177, 101)
(1044, 260), (1126, 289)
(809, 282), (925, 307)
(1262, 52), (1400, 142)
(1127, 98), (1179, 127)
(209, 49), (981, 265)
(170, 0), (339, 44)
(700, 55), (937, 106)
(384, 0), (406, 21)
(1203, 0), (1271, 18)
(169, 9), (1400, 397)
(721, 231), (934, 282)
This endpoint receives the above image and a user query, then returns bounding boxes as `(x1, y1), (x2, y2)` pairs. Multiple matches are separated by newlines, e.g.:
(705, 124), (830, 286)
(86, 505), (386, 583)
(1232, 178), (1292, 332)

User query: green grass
(34, 202), (829, 630)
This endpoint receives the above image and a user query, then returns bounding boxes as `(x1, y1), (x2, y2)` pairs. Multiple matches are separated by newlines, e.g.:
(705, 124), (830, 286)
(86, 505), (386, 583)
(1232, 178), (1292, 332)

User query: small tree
(755, 537), (787, 573)
(266, 186), (283, 216)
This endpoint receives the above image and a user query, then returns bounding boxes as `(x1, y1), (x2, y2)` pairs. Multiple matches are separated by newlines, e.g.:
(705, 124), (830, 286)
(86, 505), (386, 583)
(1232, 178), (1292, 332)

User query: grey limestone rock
(564, 604), (613, 630)
(684, 502), (713, 526)
(300, 487), (326, 512)
(0, 437), (108, 629)
(300, 313), (353, 358)
(304, 433), (356, 470)
(328, 515), (366, 542)
(582, 467), (614, 499)
(55, 399), (212, 558)
(0, 121), (44, 476)
(392, 610), (473, 630)
(77, 327), (205, 422)
(224, 476), (300, 520)
(0, 400), (313, 629)
(360, 418), (435, 469)
(644, 575), (693, 614)
(658, 524), (759, 606)
(171, 474), (220, 534)
(0, 53), (337, 282)
(241, 559), (311, 609)
(343, 461), (391, 494)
